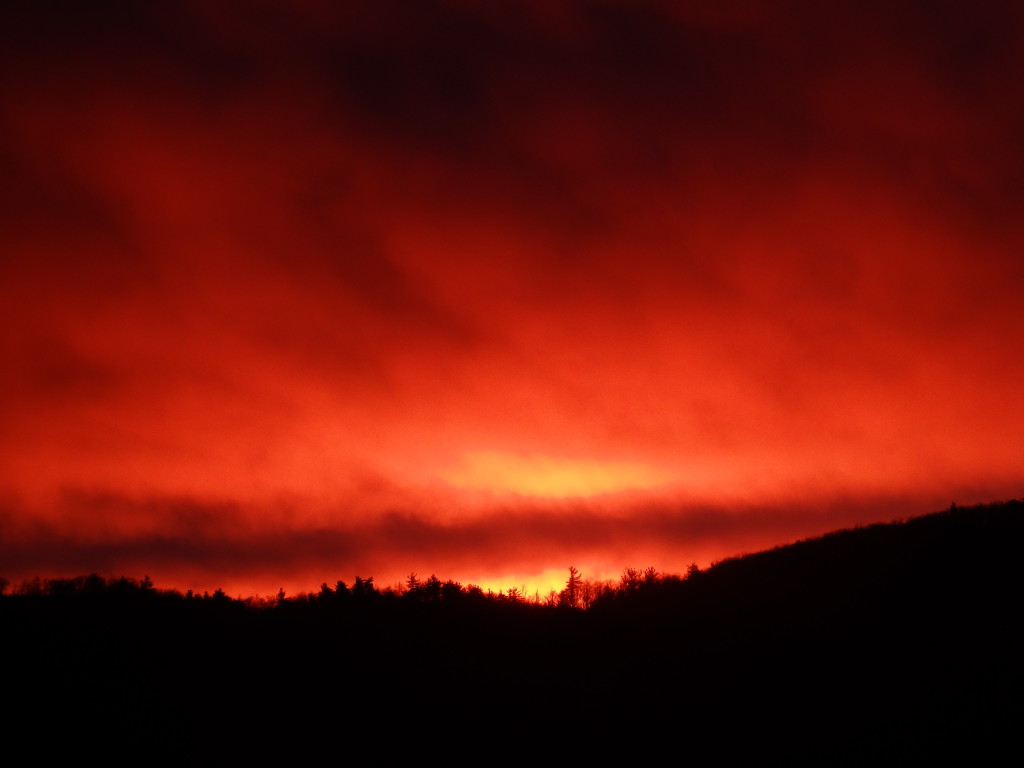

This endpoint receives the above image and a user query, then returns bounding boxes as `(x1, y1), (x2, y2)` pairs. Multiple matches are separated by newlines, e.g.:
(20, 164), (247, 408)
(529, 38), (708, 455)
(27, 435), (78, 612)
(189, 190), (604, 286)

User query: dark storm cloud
(4, 1), (1023, 252)
(2, 484), (1011, 593)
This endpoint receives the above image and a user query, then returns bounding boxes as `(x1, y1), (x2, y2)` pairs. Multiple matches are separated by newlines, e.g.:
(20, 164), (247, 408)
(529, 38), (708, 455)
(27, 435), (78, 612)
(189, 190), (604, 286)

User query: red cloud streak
(2, 2), (1023, 595)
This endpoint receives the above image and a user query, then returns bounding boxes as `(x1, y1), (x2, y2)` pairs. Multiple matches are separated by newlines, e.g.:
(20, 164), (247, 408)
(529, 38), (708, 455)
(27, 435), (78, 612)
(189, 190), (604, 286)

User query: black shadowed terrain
(5, 500), (1022, 761)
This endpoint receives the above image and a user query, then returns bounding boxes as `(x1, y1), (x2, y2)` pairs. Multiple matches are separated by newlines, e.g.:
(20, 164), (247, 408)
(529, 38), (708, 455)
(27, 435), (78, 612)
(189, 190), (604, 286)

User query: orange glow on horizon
(438, 451), (673, 498)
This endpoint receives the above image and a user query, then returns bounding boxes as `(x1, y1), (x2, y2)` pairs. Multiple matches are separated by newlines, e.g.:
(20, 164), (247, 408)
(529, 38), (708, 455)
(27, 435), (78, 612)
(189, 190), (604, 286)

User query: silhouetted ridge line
(3, 499), (1022, 760)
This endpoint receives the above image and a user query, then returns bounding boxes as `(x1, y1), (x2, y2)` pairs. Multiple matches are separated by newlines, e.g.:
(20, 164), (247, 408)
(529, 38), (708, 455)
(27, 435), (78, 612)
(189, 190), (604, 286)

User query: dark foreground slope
(4, 500), (1022, 762)
(590, 499), (1024, 761)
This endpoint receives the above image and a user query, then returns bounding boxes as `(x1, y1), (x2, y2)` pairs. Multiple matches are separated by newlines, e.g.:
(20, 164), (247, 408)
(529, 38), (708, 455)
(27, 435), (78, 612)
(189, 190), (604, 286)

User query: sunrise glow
(1, 1), (1022, 597)
(439, 452), (672, 498)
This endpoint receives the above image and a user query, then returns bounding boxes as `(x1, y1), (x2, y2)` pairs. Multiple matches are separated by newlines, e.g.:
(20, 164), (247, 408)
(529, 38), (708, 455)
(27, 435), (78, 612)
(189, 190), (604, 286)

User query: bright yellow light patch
(441, 451), (670, 498)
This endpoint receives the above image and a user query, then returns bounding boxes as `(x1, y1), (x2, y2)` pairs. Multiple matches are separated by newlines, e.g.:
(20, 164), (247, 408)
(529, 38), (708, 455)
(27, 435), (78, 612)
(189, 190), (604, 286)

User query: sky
(2, 0), (1023, 597)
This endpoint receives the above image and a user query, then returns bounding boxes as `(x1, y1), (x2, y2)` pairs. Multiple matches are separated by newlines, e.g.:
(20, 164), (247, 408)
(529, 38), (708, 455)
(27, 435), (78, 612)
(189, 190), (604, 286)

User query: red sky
(2, 1), (1023, 597)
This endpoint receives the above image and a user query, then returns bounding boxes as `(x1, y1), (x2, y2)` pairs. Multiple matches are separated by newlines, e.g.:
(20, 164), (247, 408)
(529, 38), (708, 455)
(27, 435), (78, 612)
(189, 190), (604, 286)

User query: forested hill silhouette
(4, 499), (1022, 761)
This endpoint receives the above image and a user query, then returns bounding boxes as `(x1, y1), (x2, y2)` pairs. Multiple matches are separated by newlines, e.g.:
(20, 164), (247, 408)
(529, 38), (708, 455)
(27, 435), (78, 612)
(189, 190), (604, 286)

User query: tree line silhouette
(4, 498), (1023, 761)
(1, 560), (691, 611)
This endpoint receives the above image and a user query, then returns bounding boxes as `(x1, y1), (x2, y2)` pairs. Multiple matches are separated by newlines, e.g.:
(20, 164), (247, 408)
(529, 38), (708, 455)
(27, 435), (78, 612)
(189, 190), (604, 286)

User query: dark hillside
(590, 499), (1024, 761)
(4, 500), (1022, 761)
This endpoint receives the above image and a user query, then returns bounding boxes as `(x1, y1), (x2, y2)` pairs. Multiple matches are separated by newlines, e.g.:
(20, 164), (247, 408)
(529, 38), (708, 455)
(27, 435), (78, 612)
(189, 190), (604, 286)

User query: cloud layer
(2, 1), (1023, 593)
